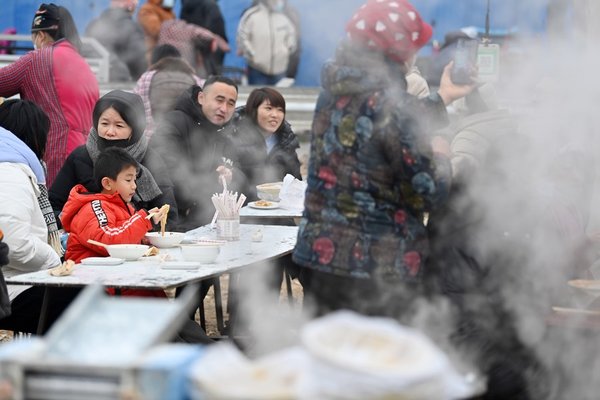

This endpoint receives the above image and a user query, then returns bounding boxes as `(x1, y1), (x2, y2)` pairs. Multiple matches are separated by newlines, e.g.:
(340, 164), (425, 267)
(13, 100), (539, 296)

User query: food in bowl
(145, 232), (186, 248)
(180, 243), (221, 263)
(105, 244), (150, 261)
(256, 182), (282, 202)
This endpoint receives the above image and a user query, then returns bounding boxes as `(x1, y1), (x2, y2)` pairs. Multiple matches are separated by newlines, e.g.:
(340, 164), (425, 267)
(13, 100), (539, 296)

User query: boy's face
(101, 165), (138, 203)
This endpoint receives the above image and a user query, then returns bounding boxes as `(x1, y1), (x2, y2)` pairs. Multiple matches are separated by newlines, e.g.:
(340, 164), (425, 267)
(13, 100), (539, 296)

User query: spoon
(87, 239), (109, 248)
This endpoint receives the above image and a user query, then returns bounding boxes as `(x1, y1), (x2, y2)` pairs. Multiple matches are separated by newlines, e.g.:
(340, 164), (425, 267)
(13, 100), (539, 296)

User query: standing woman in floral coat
(0, 3), (99, 186)
(292, 0), (474, 318)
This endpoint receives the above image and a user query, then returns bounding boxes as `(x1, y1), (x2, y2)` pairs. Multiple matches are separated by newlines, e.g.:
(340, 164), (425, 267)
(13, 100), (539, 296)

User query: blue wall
(0, 0), (550, 86)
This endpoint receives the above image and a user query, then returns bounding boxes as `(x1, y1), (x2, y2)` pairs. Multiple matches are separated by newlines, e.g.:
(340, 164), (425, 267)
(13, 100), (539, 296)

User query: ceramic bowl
(256, 182), (283, 202)
(180, 243), (221, 263)
(105, 244), (149, 261)
(145, 232), (186, 248)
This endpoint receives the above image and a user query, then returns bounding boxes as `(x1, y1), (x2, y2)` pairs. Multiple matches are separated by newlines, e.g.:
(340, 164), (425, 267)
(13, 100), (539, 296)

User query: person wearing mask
(0, 99), (79, 334)
(50, 90), (178, 231)
(237, 0), (298, 85)
(138, 0), (176, 62)
(151, 76), (243, 231)
(86, 0), (148, 81)
(0, 3), (99, 186)
(292, 0), (474, 318)
(180, 0), (229, 75)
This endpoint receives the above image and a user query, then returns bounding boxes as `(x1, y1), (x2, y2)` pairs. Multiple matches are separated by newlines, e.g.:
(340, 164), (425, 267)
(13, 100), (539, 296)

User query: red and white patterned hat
(345, 0), (433, 63)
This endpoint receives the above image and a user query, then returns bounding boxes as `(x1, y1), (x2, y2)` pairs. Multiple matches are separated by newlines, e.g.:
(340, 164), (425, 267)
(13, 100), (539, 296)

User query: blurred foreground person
(427, 85), (548, 399)
(0, 3), (99, 185)
(292, 0), (473, 318)
(0, 99), (79, 334)
(86, 0), (147, 81)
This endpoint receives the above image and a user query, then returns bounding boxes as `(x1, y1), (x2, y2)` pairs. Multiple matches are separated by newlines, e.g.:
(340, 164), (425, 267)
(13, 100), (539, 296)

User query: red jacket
(0, 40), (99, 185)
(61, 185), (165, 298)
(61, 184), (152, 263)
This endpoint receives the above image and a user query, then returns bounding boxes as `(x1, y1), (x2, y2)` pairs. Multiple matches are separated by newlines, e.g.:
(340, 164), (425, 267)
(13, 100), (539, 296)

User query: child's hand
(147, 207), (166, 225)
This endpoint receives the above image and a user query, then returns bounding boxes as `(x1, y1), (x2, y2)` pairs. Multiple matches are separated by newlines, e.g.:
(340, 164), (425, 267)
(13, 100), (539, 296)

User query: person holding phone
(293, 0), (474, 319)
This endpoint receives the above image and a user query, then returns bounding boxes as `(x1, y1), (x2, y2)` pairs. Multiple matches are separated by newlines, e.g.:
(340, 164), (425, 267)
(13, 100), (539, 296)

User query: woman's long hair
(0, 99), (50, 159)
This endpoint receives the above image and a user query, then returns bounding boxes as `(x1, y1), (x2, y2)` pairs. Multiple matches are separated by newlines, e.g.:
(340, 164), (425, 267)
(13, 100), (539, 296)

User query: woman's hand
(431, 135), (451, 157)
(437, 62), (477, 106)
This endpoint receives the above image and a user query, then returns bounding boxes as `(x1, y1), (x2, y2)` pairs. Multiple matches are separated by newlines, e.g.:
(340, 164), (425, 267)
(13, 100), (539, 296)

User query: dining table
(6, 224), (299, 335)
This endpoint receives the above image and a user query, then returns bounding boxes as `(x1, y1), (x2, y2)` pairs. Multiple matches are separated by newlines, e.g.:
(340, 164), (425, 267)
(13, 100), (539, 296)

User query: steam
(221, 3), (600, 398)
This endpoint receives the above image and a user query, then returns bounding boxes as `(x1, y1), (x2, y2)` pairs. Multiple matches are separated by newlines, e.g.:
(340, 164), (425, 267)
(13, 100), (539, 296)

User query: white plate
(552, 306), (600, 316)
(160, 261), (201, 270)
(248, 201), (279, 210)
(568, 279), (600, 295)
(81, 257), (125, 266)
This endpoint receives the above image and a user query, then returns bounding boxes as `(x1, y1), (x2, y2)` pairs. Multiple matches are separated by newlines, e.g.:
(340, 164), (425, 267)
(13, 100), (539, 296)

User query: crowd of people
(0, 0), (596, 398)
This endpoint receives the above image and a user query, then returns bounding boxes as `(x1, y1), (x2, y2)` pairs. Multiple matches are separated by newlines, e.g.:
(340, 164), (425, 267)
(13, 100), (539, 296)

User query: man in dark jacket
(180, 0), (228, 75)
(150, 76), (243, 231)
(86, 0), (147, 81)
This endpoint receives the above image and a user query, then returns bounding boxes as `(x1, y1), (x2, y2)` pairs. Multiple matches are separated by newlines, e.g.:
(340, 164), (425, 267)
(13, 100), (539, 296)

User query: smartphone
(451, 38), (479, 85)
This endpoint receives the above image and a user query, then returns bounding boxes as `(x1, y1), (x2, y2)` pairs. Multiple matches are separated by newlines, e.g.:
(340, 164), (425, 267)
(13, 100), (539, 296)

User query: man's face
(198, 82), (238, 126)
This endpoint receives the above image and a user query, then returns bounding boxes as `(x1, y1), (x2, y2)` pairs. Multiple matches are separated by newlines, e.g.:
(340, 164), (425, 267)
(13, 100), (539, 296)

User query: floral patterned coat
(292, 43), (451, 282)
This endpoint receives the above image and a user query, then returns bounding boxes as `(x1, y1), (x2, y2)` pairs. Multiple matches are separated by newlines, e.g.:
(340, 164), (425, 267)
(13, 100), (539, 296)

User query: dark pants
(298, 268), (419, 320)
(247, 66), (285, 85)
(0, 286), (81, 334)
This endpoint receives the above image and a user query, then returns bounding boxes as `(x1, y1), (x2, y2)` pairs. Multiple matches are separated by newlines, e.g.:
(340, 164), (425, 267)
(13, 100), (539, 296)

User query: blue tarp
(0, 0), (551, 86)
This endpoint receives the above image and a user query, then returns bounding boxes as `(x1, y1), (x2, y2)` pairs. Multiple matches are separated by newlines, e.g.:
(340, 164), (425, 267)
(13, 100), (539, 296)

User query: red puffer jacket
(61, 184), (164, 298)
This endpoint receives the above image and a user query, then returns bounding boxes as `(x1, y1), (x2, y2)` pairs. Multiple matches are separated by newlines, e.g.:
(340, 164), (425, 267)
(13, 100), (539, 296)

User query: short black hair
(94, 147), (139, 191)
(203, 75), (238, 93)
(151, 44), (181, 65)
(0, 99), (50, 159)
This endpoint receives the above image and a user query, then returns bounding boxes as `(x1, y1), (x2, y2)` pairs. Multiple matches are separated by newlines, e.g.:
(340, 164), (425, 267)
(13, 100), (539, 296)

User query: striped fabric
(0, 40), (99, 185)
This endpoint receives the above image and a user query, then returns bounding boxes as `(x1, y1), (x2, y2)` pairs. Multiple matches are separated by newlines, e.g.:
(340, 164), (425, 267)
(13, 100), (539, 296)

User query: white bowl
(180, 243), (221, 263)
(256, 182), (283, 202)
(105, 244), (149, 261)
(145, 232), (186, 248)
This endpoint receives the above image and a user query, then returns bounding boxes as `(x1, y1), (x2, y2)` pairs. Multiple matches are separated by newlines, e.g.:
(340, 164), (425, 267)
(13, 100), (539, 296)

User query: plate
(160, 261), (201, 270)
(81, 257), (125, 266)
(552, 306), (600, 316)
(568, 279), (600, 295)
(248, 201), (279, 210)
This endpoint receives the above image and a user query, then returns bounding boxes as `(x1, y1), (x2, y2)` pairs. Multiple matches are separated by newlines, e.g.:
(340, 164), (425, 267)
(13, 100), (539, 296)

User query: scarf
(39, 162), (64, 256)
(0, 128), (63, 256)
(86, 128), (162, 203)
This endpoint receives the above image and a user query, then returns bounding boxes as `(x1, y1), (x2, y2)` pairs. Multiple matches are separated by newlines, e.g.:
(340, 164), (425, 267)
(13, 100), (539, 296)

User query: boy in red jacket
(61, 147), (167, 263)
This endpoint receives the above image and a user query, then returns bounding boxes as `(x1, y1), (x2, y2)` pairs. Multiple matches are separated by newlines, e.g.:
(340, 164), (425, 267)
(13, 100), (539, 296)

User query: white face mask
(162, 0), (175, 8)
